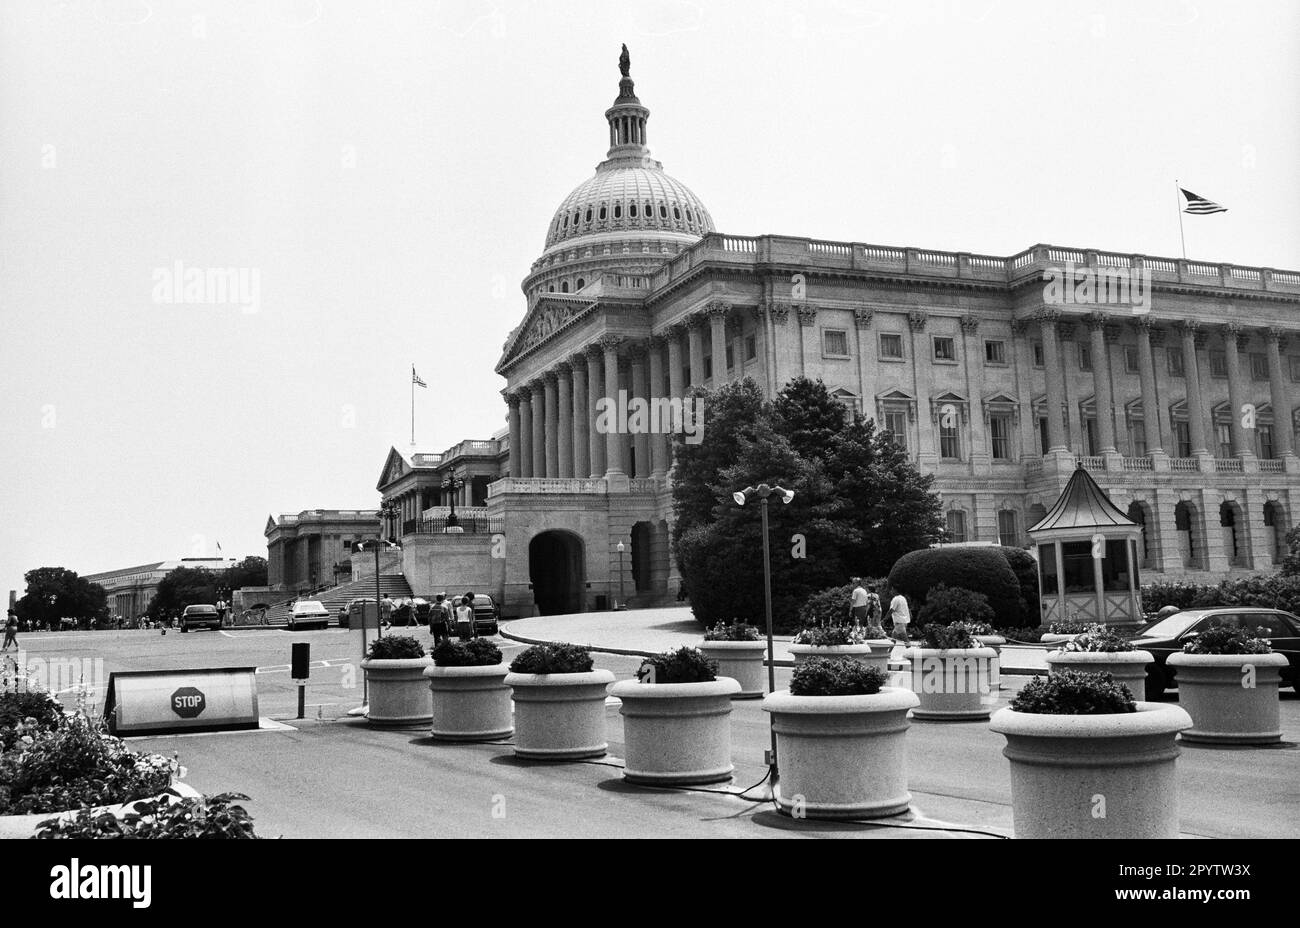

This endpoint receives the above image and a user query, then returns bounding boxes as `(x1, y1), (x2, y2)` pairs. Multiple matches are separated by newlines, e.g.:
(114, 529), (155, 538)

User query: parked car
(462, 594), (499, 636)
(1131, 607), (1300, 697)
(179, 604), (221, 633)
(287, 599), (331, 631)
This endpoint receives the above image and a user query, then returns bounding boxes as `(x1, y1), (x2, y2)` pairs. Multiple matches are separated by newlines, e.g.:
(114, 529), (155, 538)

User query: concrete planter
(990, 703), (1193, 839)
(1045, 649), (1153, 701)
(904, 647), (998, 720)
(424, 663), (513, 742)
(974, 634), (1007, 690)
(505, 669), (617, 760)
(762, 686), (920, 819)
(0, 780), (202, 840)
(698, 641), (768, 698)
(789, 643), (876, 670)
(607, 678), (742, 785)
(1167, 652), (1289, 744)
(361, 657), (435, 726)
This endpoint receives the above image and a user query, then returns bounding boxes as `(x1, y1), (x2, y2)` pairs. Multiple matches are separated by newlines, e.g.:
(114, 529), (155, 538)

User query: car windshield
(1136, 612), (1205, 640)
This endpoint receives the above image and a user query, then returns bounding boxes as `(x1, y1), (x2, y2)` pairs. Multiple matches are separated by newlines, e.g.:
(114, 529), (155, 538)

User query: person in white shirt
(849, 579), (869, 625)
(888, 588), (911, 645)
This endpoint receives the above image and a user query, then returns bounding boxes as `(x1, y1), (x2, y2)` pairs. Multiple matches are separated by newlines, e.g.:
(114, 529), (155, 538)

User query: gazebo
(1028, 464), (1144, 628)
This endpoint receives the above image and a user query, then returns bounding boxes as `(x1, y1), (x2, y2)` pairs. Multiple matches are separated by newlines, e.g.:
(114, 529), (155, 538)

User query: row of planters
(0, 688), (257, 839)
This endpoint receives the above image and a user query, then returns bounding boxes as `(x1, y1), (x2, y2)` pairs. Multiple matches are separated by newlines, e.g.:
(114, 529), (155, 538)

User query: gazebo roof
(1028, 464), (1136, 533)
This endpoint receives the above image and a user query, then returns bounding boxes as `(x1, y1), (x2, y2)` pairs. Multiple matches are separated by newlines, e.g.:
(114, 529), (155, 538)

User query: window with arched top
(599, 205), (607, 220)
(659, 204), (668, 219)
(585, 208), (592, 223)
(686, 208), (694, 223)
(673, 206), (681, 220)
(576, 278), (585, 290)
(645, 201), (652, 217)
(614, 203), (622, 219)
(560, 281), (569, 293)
(629, 203), (637, 218)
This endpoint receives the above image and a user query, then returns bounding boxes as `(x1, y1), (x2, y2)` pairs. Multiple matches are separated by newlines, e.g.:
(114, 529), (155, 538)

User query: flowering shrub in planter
(0, 690), (64, 751)
(361, 636), (433, 726)
(506, 644), (614, 760)
(1046, 624), (1153, 700)
(700, 622), (767, 698)
(905, 622), (997, 720)
(762, 658), (919, 819)
(1168, 627), (1287, 744)
(702, 621), (762, 641)
(425, 638), (512, 742)
(990, 670), (1192, 839)
(789, 623), (883, 672)
(609, 647), (740, 785)
(1041, 619), (1091, 646)
(34, 789), (256, 839)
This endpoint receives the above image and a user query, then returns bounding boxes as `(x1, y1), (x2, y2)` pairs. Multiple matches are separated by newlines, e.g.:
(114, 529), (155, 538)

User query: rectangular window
(1168, 347), (1185, 376)
(990, 414), (1012, 461)
(1124, 346), (1140, 374)
(681, 365), (691, 388)
(1209, 350), (1228, 378)
(1084, 417), (1099, 456)
(1127, 420), (1147, 457)
(1032, 341), (1044, 368)
(704, 357), (713, 379)
(1038, 416), (1050, 455)
(1258, 424), (1275, 459)
(1061, 540), (1094, 593)
(984, 340), (1006, 365)
(879, 333), (904, 359)
(1101, 539), (1132, 592)
(945, 510), (967, 544)
(1039, 542), (1059, 595)
(997, 510), (1019, 548)
(745, 334), (756, 361)
(1291, 356), (1300, 382)
(1078, 343), (1092, 371)
(1216, 423), (1232, 459)
(939, 423), (961, 460)
(933, 335), (956, 362)
(1174, 420), (1191, 458)
(823, 329), (849, 358)
(884, 411), (907, 449)
(1250, 353), (1269, 381)
(725, 345), (734, 370)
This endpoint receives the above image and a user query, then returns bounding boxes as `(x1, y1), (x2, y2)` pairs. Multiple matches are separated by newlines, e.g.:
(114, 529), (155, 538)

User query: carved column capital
(958, 314), (979, 334)
(1263, 326), (1289, 352)
(1084, 311), (1109, 331)
(504, 391), (522, 409)
(854, 308), (874, 329)
(768, 301), (790, 325)
(797, 305), (818, 326)
(597, 333), (625, 352)
(1033, 307), (1061, 325)
(554, 360), (572, 376)
(705, 300), (732, 319)
(907, 310), (928, 332)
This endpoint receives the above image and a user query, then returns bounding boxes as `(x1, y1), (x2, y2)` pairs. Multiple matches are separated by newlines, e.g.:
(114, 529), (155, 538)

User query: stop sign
(171, 686), (206, 719)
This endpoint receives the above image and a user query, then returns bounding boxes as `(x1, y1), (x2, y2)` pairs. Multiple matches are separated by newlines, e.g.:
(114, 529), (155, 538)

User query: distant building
(265, 509), (379, 593)
(84, 557), (237, 625)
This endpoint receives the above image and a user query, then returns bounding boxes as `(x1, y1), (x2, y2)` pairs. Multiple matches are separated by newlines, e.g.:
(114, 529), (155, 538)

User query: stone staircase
(261, 574), (413, 626)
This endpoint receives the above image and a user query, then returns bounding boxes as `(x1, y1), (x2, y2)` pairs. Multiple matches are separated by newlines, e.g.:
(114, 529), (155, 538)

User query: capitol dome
(524, 46), (714, 298)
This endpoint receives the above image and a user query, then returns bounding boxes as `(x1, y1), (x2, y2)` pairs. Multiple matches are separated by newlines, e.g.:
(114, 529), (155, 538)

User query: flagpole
(1175, 179), (1186, 259)
(410, 365), (415, 446)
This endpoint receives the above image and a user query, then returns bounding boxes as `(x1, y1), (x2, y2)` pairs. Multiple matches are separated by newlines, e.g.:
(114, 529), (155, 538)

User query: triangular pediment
(377, 447), (409, 491)
(496, 295), (597, 371)
(264, 515), (278, 535)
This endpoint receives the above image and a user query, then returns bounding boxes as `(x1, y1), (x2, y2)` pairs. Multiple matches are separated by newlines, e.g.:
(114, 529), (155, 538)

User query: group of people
(848, 578), (912, 645)
(426, 592), (478, 645)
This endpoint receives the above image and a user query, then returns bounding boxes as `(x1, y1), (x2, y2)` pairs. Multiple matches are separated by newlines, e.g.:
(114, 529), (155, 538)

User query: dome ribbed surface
(544, 167), (714, 250)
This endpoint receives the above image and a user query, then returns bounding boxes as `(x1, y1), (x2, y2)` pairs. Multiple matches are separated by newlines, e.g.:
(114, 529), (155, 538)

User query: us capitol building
(268, 48), (1300, 620)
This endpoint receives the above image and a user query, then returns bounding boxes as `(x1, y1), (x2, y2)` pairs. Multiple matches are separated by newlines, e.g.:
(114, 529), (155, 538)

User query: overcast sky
(1, 0), (1297, 596)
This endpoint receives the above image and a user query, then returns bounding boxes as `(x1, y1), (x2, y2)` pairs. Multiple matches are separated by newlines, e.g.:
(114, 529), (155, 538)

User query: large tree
(223, 556), (268, 590)
(147, 567), (218, 620)
(15, 567), (109, 628)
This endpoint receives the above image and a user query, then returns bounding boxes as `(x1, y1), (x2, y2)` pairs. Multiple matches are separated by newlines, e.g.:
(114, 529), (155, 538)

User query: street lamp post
(442, 474), (465, 528)
(615, 540), (626, 611)
(732, 483), (794, 771)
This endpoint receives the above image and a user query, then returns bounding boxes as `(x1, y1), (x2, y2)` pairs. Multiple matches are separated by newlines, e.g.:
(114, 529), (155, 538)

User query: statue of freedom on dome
(619, 44), (630, 78)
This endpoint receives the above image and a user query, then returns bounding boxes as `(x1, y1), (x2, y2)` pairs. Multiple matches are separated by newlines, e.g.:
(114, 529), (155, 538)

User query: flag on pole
(1180, 188), (1228, 215)
(216, 541), (222, 553)
(412, 366), (427, 388)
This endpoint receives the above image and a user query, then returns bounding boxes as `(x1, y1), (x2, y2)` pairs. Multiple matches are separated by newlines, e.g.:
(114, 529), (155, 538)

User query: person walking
(454, 595), (476, 640)
(380, 594), (394, 630)
(864, 582), (883, 633)
(2, 610), (18, 651)
(887, 587), (912, 646)
(849, 578), (869, 625)
(430, 593), (450, 646)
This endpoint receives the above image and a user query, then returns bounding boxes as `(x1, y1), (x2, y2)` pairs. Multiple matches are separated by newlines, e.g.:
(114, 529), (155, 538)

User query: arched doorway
(1174, 501), (1202, 569)
(1219, 501), (1248, 568)
(529, 531), (585, 616)
(1263, 502), (1288, 566)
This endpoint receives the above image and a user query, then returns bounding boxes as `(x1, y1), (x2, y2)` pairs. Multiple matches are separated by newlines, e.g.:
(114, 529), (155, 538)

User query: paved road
(12, 624), (1299, 838)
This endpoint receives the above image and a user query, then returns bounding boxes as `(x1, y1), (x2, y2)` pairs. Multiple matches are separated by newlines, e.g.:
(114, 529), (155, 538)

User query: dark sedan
(1131, 608), (1300, 698)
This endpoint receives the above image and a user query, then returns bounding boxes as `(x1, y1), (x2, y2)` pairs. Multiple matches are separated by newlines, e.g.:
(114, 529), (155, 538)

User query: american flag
(1180, 188), (1227, 215)
(412, 366), (427, 388)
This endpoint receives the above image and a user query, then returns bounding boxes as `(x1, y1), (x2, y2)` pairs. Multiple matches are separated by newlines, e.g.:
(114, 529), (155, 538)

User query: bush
(1061, 624), (1133, 653)
(366, 635), (425, 660)
(36, 791), (258, 839)
(1001, 626), (1044, 643)
(1141, 574), (1300, 617)
(998, 546), (1041, 625)
(795, 580), (886, 628)
(791, 624), (868, 646)
(916, 584), (995, 628)
(1046, 621), (1090, 635)
(1010, 670), (1137, 715)
(702, 621), (762, 642)
(1140, 580), (1206, 613)
(1182, 626), (1272, 655)
(432, 637), (503, 667)
(0, 716), (174, 815)
(790, 658), (889, 696)
(508, 643), (594, 675)
(888, 547), (1025, 628)
(636, 647), (718, 684)
(918, 621), (981, 650)
(0, 690), (64, 751)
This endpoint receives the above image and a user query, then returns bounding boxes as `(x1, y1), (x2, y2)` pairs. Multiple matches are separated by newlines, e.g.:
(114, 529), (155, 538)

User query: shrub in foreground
(1010, 670), (1137, 715)
(1182, 626), (1272, 655)
(432, 637), (503, 667)
(35, 791), (258, 839)
(636, 647), (718, 684)
(916, 584), (995, 628)
(366, 635), (426, 660)
(917, 621), (980, 650)
(790, 658), (889, 697)
(508, 643), (594, 675)
(702, 621), (762, 642)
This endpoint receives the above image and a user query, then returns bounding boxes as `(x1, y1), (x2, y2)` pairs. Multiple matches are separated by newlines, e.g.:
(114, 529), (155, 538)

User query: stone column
(629, 343), (650, 478)
(570, 354), (589, 479)
(1036, 310), (1068, 452)
(666, 324), (685, 399)
(687, 315), (706, 387)
(1086, 313), (1117, 453)
(1133, 318), (1165, 453)
(529, 380), (546, 478)
(1177, 321), (1209, 456)
(648, 335), (669, 478)
(557, 363), (574, 477)
(505, 392), (522, 477)
(543, 372), (559, 478)
(601, 335), (626, 479)
(516, 386), (532, 478)
(585, 345), (606, 478)
(1222, 324), (1251, 458)
(707, 302), (730, 385)
(1264, 328), (1296, 458)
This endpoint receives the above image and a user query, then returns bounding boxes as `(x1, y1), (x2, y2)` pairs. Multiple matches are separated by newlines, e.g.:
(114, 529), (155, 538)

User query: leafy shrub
(702, 621), (762, 642)
(1142, 574), (1300, 617)
(0, 690), (64, 751)
(35, 791), (258, 839)
(916, 584), (995, 628)
(1010, 670), (1137, 715)
(790, 658), (889, 696)
(1182, 626), (1272, 655)
(791, 624), (867, 646)
(998, 546), (1041, 625)
(1046, 621), (1089, 635)
(888, 547), (1026, 628)
(1001, 626), (1044, 643)
(508, 643), (594, 675)
(636, 647), (718, 684)
(366, 635), (426, 660)
(1140, 580), (1204, 613)
(966, 621), (995, 635)
(0, 716), (174, 815)
(795, 580), (887, 628)
(918, 621), (980, 650)
(432, 637), (503, 667)
(1061, 624), (1134, 653)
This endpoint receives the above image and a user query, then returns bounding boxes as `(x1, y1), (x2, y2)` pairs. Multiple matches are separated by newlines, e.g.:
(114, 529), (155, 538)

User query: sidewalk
(500, 606), (1050, 673)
